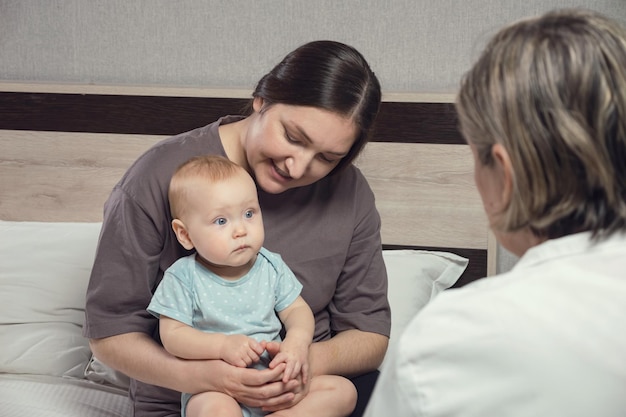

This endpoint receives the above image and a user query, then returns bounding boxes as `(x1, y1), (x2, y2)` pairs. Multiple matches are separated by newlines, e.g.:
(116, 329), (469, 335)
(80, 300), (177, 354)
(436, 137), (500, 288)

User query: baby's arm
(270, 296), (315, 383)
(159, 316), (266, 367)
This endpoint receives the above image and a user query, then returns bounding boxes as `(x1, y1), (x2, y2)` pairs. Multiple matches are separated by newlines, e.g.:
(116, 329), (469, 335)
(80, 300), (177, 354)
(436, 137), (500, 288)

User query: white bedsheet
(0, 374), (131, 417)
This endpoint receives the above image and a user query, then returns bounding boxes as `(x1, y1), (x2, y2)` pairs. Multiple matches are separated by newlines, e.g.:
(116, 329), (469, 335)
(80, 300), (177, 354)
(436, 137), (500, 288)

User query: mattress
(0, 374), (131, 417)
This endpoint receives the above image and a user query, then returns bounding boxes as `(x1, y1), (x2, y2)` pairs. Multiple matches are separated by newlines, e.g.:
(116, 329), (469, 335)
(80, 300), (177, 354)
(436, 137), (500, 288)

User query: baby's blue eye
(215, 218), (227, 225)
(244, 210), (254, 219)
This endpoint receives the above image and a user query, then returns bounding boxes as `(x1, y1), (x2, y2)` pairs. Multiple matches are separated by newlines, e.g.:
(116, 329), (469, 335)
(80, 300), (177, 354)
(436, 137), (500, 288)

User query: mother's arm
(89, 332), (299, 409)
(309, 329), (388, 377)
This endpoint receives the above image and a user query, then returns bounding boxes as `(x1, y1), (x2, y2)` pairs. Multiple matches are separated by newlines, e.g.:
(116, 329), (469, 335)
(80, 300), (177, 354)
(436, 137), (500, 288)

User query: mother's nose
(285, 152), (313, 179)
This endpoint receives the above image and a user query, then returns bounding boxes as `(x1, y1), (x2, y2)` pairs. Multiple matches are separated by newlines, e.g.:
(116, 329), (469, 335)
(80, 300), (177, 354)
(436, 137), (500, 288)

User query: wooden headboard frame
(0, 82), (495, 287)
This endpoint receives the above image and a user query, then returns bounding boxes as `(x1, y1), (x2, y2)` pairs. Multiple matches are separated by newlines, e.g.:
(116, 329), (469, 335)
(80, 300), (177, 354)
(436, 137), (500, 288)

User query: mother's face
(244, 98), (358, 194)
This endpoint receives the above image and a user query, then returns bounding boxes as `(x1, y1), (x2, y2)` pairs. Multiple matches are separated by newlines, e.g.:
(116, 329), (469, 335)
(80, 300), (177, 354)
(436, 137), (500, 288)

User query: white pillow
(0, 220), (467, 381)
(0, 220), (102, 378)
(381, 249), (468, 370)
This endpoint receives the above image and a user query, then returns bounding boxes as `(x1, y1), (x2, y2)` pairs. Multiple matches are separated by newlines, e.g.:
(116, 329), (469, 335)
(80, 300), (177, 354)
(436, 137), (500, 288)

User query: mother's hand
(91, 332), (305, 410)
(259, 341), (311, 412)
(189, 348), (298, 410)
(225, 361), (298, 409)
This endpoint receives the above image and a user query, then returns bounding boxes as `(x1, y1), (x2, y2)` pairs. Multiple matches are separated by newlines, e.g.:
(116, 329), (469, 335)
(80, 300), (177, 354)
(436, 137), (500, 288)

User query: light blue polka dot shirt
(148, 247), (303, 344)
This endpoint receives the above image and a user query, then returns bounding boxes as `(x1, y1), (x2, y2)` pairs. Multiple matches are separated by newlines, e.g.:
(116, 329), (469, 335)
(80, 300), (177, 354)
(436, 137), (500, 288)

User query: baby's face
(183, 170), (264, 271)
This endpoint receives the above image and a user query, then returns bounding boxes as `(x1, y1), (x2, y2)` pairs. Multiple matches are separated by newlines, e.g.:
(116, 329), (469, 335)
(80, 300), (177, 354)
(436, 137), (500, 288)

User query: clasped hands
(218, 334), (311, 412)
(220, 334), (309, 383)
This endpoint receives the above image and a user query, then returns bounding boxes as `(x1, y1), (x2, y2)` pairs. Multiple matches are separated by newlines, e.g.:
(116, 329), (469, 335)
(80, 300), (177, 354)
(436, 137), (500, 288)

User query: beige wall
(2, 0), (623, 273)
(1, 0), (624, 93)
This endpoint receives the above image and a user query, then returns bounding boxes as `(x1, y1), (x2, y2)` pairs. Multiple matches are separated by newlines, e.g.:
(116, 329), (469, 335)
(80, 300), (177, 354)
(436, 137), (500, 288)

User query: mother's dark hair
(250, 40), (382, 174)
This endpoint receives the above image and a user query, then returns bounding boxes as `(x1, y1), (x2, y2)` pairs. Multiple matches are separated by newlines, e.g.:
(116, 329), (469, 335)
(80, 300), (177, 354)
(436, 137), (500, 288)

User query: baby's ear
(171, 219), (194, 250)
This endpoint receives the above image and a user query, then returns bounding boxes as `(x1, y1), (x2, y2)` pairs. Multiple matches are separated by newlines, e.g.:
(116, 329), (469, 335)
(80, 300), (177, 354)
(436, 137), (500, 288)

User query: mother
(84, 40), (389, 417)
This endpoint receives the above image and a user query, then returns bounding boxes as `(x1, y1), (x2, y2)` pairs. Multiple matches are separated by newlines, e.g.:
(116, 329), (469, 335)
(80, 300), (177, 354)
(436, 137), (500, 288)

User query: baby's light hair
(168, 155), (246, 221)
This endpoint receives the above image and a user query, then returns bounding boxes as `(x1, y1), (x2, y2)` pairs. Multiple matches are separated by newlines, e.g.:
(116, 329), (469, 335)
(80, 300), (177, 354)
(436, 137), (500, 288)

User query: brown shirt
(84, 116), (390, 417)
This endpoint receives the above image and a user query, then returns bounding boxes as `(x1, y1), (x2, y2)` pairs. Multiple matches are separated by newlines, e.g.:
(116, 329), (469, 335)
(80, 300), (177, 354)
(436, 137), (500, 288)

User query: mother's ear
(171, 219), (195, 250)
(252, 96), (265, 113)
(491, 143), (514, 208)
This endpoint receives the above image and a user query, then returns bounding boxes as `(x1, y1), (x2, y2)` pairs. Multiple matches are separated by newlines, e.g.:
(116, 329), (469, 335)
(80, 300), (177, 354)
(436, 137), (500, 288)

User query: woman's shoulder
(412, 256), (626, 351)
(114, 120), (226, 201)
(130, 122), (222, 171)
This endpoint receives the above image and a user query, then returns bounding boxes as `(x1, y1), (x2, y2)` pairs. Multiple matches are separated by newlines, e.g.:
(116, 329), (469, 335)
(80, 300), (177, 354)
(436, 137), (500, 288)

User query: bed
(0, 82), (494, 416)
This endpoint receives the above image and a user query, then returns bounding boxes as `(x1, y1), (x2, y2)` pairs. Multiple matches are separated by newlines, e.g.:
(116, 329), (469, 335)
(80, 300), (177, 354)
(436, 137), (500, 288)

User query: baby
(148, 155), (357, 417)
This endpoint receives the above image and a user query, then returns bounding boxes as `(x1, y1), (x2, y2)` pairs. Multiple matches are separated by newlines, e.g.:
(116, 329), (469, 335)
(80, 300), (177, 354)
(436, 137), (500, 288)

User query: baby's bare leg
(268, 375), (357, 417)
(186, 391), (243, 417)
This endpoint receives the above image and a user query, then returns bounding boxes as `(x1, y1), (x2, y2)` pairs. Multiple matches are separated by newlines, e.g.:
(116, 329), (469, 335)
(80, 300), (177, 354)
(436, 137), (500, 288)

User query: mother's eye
(285, 133), (299, 144)
(318, 154), (339, 164)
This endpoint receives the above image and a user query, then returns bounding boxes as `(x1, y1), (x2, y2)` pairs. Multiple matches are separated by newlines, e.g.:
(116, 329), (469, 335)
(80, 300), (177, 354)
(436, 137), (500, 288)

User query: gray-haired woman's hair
(456, 8), (626, 240)
(251, 40), (382, 174)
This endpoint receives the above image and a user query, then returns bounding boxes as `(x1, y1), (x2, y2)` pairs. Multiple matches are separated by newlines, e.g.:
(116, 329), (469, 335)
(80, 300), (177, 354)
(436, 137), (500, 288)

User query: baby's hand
(269, 340), (309, 383)
(221, 335), (266, 367)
